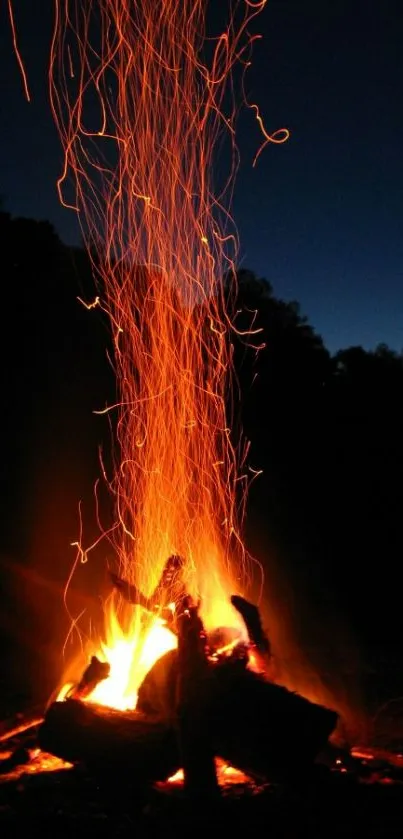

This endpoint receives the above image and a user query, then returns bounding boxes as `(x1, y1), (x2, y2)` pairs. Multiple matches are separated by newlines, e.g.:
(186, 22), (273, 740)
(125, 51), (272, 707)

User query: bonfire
(0, 0), (339, 802)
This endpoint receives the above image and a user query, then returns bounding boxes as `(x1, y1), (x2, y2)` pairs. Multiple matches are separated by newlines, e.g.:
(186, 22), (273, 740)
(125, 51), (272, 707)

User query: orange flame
(59, 600), (177, 710)
(48, 0), (284, 707)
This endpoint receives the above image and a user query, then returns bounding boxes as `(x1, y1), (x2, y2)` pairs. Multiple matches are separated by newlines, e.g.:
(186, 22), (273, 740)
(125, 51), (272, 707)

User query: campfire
(0, 0), (341, 804)
(30, 554), (336, 797)
(3, 4), (403, 833)
(2, 601), (403, 834)
(0, 554), (339, 797)
(4, 560), (402, 803)
(2, 0), (334, 799)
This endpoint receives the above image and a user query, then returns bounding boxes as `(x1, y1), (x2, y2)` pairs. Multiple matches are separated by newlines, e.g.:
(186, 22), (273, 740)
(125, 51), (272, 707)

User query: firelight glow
(59, 604), (177, 710)
(48, 0), (286, 708)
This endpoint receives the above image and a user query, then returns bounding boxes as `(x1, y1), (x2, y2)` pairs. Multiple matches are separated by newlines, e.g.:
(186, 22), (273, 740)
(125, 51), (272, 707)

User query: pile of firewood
(39, 556), (338, 797)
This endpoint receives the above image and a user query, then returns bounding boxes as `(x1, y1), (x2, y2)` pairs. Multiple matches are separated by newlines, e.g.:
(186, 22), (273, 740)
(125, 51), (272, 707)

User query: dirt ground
(1, 714), (403, 839)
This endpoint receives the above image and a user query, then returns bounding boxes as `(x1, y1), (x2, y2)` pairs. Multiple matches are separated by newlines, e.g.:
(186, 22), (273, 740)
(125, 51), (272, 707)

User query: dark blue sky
(1, 0), (402, 352)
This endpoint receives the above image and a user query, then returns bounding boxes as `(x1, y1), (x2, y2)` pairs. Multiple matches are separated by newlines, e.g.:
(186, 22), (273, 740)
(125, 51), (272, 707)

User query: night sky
(1, 0), (402, 352)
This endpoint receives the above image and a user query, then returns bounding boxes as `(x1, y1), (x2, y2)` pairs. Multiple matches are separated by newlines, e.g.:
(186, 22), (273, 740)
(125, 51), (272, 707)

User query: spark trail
(49, 0), (287, 689)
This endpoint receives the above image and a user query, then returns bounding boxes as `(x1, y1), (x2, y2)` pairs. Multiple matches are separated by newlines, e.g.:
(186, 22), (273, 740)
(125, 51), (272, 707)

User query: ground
(1, 715), (403, 838)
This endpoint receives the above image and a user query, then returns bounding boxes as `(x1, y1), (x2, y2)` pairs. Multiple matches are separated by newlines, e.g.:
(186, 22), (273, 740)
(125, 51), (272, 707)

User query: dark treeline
(1, 211), (402, 732)
(227, 270), (403, 729)
(229, 269), (403, 636)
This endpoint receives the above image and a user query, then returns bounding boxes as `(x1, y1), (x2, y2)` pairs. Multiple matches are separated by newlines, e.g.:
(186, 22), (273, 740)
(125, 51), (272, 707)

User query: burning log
(39, 699), (180, 783)
(175, 596), (219, 800)
(209, 662), (339, 781)
(230, 594), (273, 678)
(40, 668), (337, 786)
(139, 593), (338, 780)
(110, 553), (185, 617)
(231, 595), (271, 654)
(40, 587), (338, 786)
(137, 649), (178, 720)
(68, 655), (110, 700)
(138, 651), (338, 781)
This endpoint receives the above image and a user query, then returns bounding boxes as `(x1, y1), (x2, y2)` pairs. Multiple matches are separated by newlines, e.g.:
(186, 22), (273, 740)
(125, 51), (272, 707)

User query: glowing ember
(165, 758), (254, 789)
(0, 720), (43, 743)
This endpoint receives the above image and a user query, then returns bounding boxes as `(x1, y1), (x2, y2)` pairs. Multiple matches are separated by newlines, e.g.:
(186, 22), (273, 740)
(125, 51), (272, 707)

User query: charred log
(40, 673), (337, 786)
(209, 662), (339, 780)
(230, 595), (271, 655)
(176, 597), (219, 800)
(110, 554), (185, 615)
(109, 571), (148, 608)
(139, 646), (338, 781)
(138, 649), (178, 720)
(230, 594), (274, 678)
(41, 586), (338, 786)
(68, 656), (110, 700)
(39, 699), (180, 783)
(153, 554), (185, 608)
